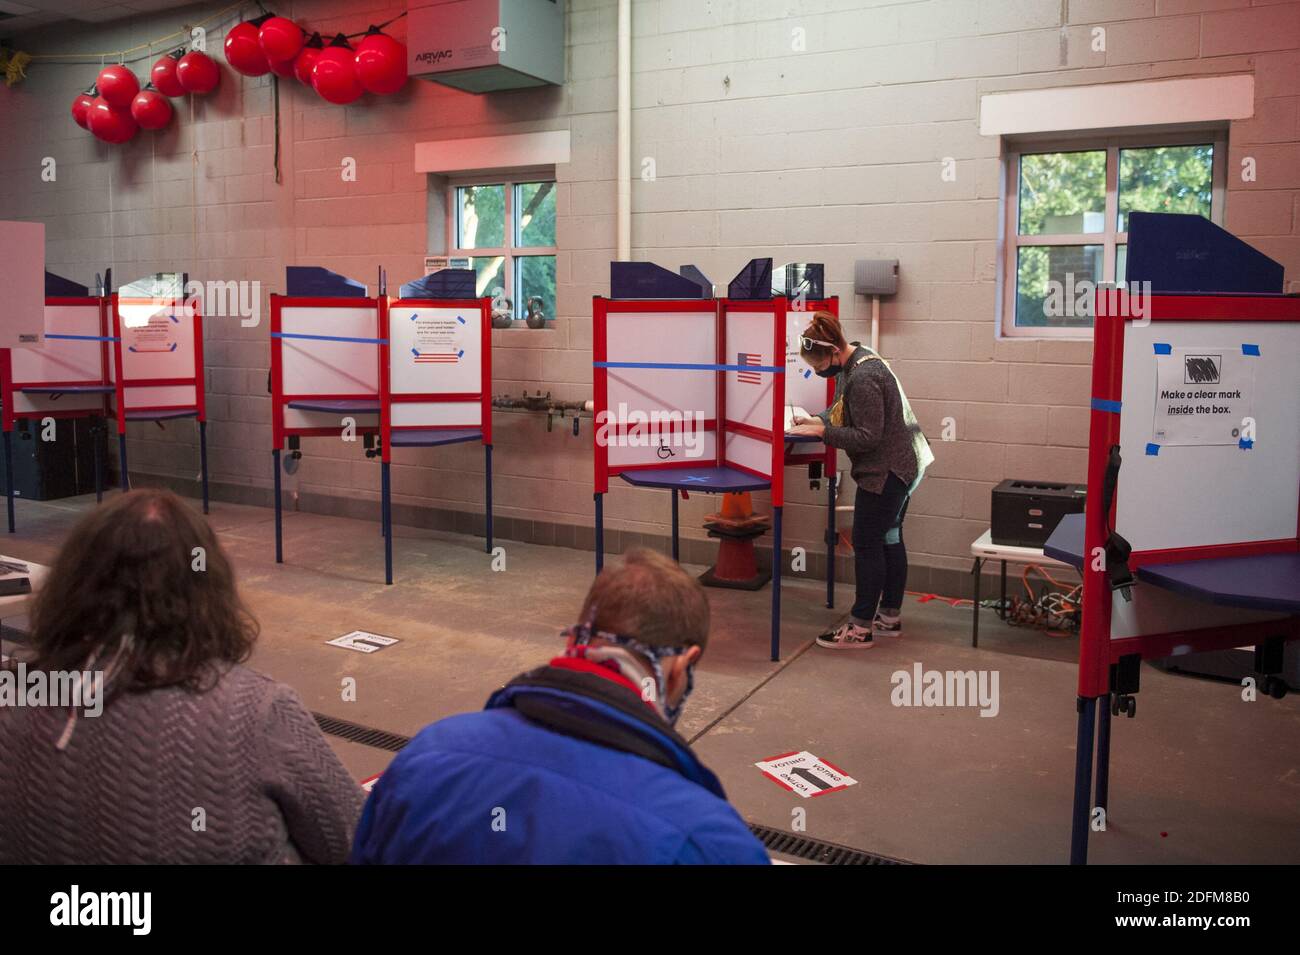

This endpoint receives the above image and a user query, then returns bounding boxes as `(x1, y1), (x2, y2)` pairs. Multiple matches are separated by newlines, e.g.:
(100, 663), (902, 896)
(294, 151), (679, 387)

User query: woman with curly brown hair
(0, 489), (363, 864)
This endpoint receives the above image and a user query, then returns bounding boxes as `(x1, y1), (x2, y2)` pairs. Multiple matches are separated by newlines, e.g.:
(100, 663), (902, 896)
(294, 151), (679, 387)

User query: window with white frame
(449, 177), (556, 325)
(1002, 134), (1226, 338)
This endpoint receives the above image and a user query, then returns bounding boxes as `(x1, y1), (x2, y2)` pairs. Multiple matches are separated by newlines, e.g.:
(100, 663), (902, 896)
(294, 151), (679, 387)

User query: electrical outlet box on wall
(408, 0), (564, 93)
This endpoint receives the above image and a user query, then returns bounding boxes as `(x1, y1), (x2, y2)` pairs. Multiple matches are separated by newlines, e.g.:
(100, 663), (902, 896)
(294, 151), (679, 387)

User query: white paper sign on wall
(0, 221), (46, 347)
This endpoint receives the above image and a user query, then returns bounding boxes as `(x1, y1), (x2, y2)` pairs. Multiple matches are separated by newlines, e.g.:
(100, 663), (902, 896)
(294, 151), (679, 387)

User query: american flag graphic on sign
(412, 348), (463, 364)
(737, 352), (763, 385)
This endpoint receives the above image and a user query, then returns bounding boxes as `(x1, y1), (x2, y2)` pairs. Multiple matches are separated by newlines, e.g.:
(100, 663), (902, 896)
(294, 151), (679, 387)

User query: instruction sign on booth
(1152, 344), (1257, 447)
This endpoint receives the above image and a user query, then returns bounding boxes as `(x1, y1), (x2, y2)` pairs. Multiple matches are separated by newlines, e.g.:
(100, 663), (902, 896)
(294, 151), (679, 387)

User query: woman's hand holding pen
(788, 416), (825, 437)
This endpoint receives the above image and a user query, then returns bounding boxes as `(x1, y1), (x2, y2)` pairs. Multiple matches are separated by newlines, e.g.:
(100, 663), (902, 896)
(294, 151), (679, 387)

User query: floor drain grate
(313, 713), (412, 753)
(748, 824), (911, 865)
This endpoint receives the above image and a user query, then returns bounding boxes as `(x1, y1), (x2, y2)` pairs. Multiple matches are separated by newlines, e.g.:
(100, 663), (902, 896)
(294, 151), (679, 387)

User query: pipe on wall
(616, 0), (631, 260)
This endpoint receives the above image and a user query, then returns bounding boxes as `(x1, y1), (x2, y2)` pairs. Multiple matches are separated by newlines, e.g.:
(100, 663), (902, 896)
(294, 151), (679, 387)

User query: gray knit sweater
(0, 663), (364, 864)
(820, 345), (928, 494)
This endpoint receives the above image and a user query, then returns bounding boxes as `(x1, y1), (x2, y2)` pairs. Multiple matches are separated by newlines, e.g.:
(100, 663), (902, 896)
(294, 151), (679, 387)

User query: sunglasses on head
(799, 335), (834, 350)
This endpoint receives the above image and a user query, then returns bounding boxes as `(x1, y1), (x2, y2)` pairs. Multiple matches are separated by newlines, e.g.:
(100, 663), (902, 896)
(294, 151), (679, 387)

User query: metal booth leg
(595, 492), (604, 573)
(770, 505), (783, 662)
(272, 450), (283, 564)
(1096, 693), (1113, 815)
(199, 420), (210, 514)
(382, 461), (392, 585)
(670, 489), (679, 562)
(3, 431), (13, 533)
(999, 560), (1008, 619)
(1070, 696), (1099, 865)
(825, 473), (836, 609)
(484, 444), (494, 554)
(118, 433), (130, 491)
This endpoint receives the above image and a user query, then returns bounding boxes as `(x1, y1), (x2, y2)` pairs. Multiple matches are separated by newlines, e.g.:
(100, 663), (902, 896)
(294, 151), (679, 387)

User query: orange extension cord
(904, 564), (1081, 638)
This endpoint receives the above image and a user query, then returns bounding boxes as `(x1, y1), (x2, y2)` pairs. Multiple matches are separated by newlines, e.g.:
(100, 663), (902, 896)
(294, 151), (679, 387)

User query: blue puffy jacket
(350, 662), (769, 865)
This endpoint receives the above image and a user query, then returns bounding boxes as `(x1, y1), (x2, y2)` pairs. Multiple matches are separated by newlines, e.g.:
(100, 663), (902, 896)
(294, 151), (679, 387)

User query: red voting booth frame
(592, 296), (838, 662)
(0, 289), (207, 533)
(111, 293), (208, 505)
(1070, 291), (1300, 864)
(269, 293), (492, 585)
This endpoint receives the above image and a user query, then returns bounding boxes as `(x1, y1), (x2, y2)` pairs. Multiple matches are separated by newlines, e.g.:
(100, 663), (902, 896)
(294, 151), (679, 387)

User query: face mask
(815, 363), (842, 379)
(562, 620), (696, 725)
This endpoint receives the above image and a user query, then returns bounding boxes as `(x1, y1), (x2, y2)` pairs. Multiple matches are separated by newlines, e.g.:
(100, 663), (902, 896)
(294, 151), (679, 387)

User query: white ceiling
(0, 0), (194, 39)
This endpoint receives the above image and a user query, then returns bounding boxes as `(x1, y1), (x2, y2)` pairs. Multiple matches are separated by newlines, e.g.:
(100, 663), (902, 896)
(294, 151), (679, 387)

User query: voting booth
(592, 261), (839, 661)
(1045, 215), (1300, 864)
(270, 267), (492, 583)
(110, 275), (208, 508)
(1, 268), (108, 531)
(0, 268), (207, 531)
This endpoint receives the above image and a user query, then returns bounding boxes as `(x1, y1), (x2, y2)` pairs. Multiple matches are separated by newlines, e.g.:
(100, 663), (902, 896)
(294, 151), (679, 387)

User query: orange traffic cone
(700, 491), (772, 590)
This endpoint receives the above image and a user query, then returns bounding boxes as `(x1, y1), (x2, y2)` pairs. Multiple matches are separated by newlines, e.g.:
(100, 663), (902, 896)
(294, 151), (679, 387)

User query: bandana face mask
(562, 620), (696, 725)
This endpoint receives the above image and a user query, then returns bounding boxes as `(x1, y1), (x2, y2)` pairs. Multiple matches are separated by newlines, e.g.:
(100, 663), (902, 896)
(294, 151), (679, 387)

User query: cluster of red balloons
(223, 15), (407, 105)
(70, 50), (220, 144)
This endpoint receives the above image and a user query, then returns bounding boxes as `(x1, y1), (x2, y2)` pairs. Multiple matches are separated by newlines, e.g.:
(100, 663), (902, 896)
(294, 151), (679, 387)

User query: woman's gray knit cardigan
(820, 344), (925, 494)
(0, 663), (365, 864)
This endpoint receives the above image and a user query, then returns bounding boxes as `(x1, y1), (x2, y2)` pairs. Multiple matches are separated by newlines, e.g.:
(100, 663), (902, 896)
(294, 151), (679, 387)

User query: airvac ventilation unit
(408, 0), (565, 94)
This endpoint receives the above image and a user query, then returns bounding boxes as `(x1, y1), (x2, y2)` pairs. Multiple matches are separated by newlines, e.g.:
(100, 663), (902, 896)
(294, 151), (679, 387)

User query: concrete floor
(4, 490), (1299, 865)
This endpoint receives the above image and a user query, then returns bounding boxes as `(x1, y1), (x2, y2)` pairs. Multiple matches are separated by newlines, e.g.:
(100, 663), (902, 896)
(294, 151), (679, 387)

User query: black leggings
(850, 473), (910, 623)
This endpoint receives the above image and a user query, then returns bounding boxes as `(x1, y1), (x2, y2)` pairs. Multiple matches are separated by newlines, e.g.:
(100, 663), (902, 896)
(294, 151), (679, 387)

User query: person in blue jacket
(350, 548), (769, 865)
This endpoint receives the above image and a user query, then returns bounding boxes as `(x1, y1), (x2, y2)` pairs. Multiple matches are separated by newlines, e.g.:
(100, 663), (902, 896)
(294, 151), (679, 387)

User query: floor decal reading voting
(1, 0), (1300, 918)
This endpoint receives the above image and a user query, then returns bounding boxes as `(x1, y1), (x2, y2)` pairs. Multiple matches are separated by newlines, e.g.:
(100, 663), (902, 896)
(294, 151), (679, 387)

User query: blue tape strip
(594, 361), (784, 373)
(272, 332), (387, 345)
(1091, 397), (1122, 414)
(45, 333), (119, 342)
(456, 315), (466, 324)
(1153, 343), (1172, 355)
(1239, 438), (1254, 450)
(1242, 343), (1260, 356)
(1145, 443), (1160, 456)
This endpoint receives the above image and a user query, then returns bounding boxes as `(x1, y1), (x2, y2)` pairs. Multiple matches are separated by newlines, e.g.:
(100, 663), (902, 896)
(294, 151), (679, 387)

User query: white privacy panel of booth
(1117, 319), (1300, 554)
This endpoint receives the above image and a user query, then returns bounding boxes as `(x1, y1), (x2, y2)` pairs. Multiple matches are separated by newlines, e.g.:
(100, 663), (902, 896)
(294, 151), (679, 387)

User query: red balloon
(87, 97), (138, 144)
(267, 57), (297, 79)
(150, 53), (185, 97)
(97, 65), (139, 109)
(176, 50), (220, 94)
(130, 89), (173, 130)
(71, 92), (95, 130)
(355, 32), (407, 95)
(293, 45), (322, 85)
(225, 21), (270, 76)
(259, 17), (304, 62)
(312, 42), (363, 104)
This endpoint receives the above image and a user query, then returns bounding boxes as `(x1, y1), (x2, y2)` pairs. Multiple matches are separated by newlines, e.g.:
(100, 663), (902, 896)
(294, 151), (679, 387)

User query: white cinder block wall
(1, 0), (1297, 588)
